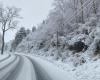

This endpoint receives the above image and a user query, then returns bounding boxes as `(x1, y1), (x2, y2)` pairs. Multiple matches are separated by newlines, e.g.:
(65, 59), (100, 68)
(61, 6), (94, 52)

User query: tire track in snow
(0, 55), (19, 80)
(0, 55), (17, 71)
(5, 54), (24, 80)
(7, 54), (37, 80)
(26, 56), (52, 80)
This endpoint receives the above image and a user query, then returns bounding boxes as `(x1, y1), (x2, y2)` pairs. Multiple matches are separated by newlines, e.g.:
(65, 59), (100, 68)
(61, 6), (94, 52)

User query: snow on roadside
(73, 59), (100, 80)
(0, 54), (9, 61)
(0, 54), (16, 69)
(27, 54), (75, 80)
(29, 54), (100, 80)
(38, 55), (74, 71)
(0, 54), (19, 80)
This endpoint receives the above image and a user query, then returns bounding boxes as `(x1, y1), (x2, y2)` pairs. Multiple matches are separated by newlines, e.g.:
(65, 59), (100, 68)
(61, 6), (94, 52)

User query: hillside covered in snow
(5, 0), (100, 67)
(1, 0), (100, 80)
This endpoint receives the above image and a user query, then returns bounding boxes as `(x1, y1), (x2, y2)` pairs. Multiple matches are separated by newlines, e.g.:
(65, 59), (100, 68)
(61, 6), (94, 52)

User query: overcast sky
(0, 0), (53, 42)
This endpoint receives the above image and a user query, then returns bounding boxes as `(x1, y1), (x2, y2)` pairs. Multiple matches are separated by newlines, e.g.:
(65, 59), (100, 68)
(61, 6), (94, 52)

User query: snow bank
(29, 54), (100, 80)
(0, 54), (19, 80)
(0, 54), (16, 69)
(0, 54), (9, 61)
(28, 55), (75, 80)
(74, 59), (100, 80)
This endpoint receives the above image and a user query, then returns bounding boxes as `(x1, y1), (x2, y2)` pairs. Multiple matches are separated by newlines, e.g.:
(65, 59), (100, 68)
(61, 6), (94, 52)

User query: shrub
(94, 41), (100, 55)
(68, 41), (87, 53)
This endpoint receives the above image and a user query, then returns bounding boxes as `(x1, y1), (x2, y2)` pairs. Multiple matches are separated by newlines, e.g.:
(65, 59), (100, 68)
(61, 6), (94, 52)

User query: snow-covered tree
(32, 26), (36, 32)
(11, 27), (26, 51)
(0, 5), (20, 54)
(26, 29), (31, 35)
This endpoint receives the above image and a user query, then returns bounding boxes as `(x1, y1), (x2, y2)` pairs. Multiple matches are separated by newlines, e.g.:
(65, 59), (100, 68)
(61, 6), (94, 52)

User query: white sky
(0, 0), (53, 42)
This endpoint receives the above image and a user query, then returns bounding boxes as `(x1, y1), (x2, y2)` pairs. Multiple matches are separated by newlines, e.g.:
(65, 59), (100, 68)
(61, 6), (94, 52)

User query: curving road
(0, 54), (74, 80)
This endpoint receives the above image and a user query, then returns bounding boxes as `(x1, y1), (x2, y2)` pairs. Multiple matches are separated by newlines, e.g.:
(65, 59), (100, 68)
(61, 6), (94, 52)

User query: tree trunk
(1, 31), (5, 55)
(56, 30), (61, 60)
(74, 0), (78, 23)
(93, 1), (97, 15)
(56, 30), (58, 59)
(80, 0), (84, 23)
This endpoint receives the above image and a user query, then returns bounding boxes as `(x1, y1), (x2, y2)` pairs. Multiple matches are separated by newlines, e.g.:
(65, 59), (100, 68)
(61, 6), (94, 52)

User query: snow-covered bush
(0, 34), (2, 49)
(85, 17), (97, 27)
(11, 27), (27, 51)
(68, 41), (87, 53)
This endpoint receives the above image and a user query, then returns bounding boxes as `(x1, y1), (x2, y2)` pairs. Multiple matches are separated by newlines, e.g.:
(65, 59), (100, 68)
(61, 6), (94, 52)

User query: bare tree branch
(0, 5), (21, 54)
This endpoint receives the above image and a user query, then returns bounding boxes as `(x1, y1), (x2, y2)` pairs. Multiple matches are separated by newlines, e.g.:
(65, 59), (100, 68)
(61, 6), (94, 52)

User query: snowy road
(0, 54), (74, 80)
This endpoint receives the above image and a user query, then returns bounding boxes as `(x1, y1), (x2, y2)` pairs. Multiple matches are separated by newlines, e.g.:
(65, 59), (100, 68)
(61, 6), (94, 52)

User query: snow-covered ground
(0, 54), (19, 80)
(0, 53), (75, 80)
(28, 54), (100, 80)
(27, 54), (75, 80)
(0, 54), (9, 61)
(15, 55), (37, 80)
(0, 53), (100, 80)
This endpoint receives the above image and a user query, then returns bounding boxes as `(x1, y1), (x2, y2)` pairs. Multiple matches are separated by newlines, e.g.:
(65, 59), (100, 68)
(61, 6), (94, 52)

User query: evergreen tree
(26, 29), (31, 35)
(32, 26), (36, 32)
(11, 27), (27, 51)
